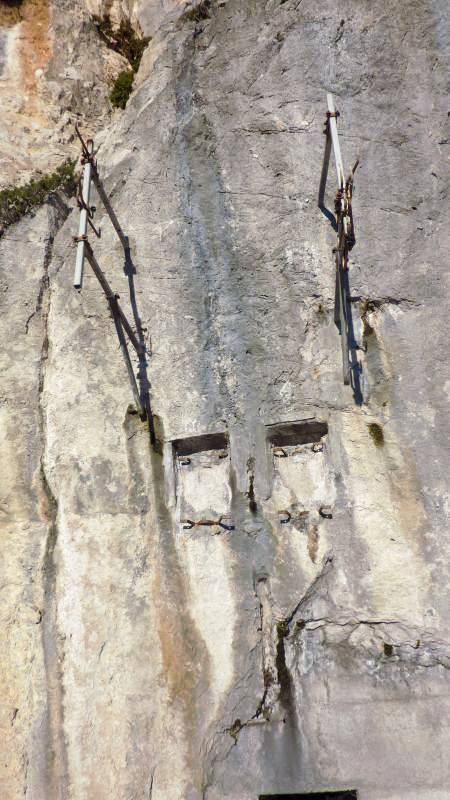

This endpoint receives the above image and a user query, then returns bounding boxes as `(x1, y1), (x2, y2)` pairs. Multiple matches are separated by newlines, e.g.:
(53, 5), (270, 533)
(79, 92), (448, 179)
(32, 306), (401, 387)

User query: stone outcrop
(0, 1), (449, 798)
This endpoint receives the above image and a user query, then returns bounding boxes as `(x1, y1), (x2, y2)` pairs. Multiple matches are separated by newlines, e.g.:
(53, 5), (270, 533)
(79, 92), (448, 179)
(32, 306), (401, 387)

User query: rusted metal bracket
(273, 447), (288, 458)
(87, 216), (102, 238)
(75, 124), (98, 165)
(319, 506), (333, 519)
(76, 177), (101, 238)
(181, 517), (235, 532)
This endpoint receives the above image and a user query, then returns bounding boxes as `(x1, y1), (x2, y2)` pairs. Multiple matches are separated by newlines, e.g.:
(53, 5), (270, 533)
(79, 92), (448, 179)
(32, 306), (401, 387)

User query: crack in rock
(36, 202), (70, 800)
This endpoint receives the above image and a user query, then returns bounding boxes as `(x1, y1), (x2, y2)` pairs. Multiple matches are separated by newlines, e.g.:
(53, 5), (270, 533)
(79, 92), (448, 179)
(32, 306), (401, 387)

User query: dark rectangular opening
(172, 431), (228, 457)
(267, 419), (328, 448)
(260, 793), (357, 800)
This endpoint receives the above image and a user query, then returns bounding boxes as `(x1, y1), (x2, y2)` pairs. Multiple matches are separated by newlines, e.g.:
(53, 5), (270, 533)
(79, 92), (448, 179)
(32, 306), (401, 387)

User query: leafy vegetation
(92, 14), (150, 109)
(0, 159), (76, 233)
(92, 15), (150, 71)
(109, 69), (135, 110)
(182, 0), (212, 23)
(368, 422), (384, 447)
(0, 0), (23, 25)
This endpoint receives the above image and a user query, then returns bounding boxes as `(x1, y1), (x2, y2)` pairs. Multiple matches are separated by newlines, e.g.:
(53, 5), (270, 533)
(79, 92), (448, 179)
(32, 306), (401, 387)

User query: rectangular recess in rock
(267, 417), (335, 565)
(172, 431), (228, 458)
(172, 432), (231, 524)
(259, 793), (357, 800)
(267, 419), (328, 448)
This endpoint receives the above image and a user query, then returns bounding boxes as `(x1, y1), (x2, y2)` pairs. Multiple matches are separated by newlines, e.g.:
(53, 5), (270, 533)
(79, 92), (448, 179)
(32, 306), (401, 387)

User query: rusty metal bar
(90, 169), (128, 252)
(75, 123), (128, 251)
(75, 125), (128, 250)
(84, 243), (141, 354)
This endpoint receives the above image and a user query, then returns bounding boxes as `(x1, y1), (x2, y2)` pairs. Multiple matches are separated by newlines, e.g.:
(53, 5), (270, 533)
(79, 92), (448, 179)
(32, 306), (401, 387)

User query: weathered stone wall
(0, 0), (130, 186)
(0, 1), (449, 798)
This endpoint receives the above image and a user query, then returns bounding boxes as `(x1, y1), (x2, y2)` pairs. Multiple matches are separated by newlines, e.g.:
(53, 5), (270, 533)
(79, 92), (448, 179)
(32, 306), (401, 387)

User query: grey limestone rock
(0, 1), (449, 798)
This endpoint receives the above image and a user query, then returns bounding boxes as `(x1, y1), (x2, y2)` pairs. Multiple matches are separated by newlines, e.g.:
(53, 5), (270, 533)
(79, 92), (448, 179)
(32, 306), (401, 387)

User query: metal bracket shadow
(123, 239), (157, 446)
(334, 256), (363, 405)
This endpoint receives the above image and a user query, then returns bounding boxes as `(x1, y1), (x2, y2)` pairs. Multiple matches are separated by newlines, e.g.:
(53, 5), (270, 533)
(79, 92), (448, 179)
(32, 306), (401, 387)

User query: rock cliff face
(1, 1), (449, 799)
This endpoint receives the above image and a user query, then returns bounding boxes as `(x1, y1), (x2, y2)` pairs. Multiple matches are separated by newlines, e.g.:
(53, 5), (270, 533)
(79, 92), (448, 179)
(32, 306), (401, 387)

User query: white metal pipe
(326, 93), (345, 189)
(73, 141), (93, 289)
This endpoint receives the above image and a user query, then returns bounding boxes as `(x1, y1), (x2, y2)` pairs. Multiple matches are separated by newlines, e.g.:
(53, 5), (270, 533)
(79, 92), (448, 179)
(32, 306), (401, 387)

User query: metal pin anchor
(181, 517), (235, 532)
(273, 447), (288, 458)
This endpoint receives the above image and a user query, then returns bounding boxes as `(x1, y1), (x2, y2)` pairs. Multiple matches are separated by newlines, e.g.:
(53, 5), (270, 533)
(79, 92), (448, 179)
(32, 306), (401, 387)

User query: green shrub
(92, 15), (150, 72)
(0, 159), (76, 232)
(182, 0), (212, 23)
(109, 69), (134, 109)
(368, 422), (384, 447)
(92, 14), (150, 110)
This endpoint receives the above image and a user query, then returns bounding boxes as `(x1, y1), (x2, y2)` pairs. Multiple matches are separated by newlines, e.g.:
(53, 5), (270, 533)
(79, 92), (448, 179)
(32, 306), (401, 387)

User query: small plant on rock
(0, 159), (76, 234)
(92, 14), (150, 110)
(182, 0), (212, 23)
(368, 422), (384, 447)
(109, 69), (135, 110)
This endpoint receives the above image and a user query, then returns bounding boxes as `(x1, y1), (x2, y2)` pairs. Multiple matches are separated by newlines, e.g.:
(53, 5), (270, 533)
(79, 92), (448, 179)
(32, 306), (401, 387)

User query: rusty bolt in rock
(319, 506), (333, 519)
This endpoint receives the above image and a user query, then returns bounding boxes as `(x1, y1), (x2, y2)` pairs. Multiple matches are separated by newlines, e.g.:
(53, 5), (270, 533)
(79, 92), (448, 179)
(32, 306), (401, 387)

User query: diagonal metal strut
(84, 243), (144, 418)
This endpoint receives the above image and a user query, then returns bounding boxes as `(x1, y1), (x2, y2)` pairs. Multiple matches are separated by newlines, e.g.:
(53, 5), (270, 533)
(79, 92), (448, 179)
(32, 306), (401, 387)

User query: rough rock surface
(0, 1), (449, 799)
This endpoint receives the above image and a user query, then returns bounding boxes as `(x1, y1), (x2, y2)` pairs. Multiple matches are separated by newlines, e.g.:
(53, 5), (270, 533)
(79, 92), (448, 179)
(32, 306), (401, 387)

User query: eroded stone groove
(37, 202), (71, 800)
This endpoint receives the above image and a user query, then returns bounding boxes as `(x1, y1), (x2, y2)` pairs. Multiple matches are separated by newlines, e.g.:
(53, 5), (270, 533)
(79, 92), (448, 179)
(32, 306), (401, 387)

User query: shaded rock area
(0, 1), (449, 799)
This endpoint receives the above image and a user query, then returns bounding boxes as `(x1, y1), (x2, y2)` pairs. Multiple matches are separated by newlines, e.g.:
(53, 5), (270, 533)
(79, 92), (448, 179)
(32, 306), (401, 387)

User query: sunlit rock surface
(0, 1), (449, 798)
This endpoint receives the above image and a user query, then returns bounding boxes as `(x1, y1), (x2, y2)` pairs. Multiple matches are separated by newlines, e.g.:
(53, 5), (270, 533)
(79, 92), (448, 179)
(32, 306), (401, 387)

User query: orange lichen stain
(152, 548), (215, 782)
(152, 561), (207, 707)
(307, 524), (319, 563)
(14, 0), (52, 113)
(0, 0), (56, 184)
